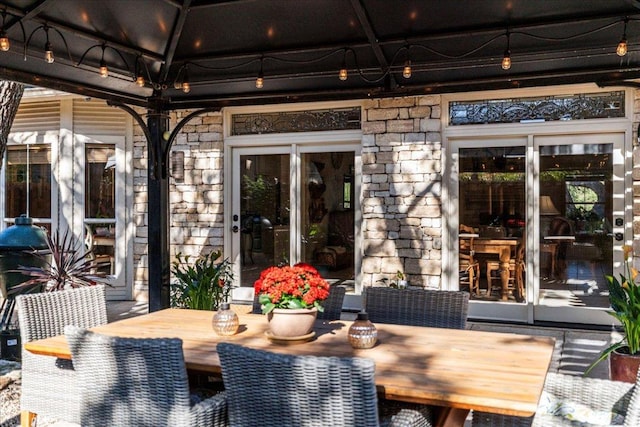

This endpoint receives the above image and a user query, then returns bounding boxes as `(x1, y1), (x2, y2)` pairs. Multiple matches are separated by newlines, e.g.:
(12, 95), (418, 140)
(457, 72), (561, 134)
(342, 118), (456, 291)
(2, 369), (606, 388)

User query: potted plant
(170, 250), (234, 311)
(254, 263), (330, 338)
(12, 229), (110, 293)
(586, 245), (640, 382)
(376, 270), (409, 289)
(395, 270), (409, 289)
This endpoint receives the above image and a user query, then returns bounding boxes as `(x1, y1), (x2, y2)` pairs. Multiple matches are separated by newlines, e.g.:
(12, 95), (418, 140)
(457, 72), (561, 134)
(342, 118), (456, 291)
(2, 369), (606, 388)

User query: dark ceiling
(1, 0), (640, 110)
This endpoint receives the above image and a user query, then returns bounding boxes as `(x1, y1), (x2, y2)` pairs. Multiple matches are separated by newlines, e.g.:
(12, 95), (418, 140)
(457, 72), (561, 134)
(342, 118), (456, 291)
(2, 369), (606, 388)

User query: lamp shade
(540, 195), (560, 216)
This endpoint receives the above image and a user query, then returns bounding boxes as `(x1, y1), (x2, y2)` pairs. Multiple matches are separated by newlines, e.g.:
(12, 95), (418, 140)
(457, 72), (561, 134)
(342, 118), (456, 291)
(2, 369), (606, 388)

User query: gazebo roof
(0, 0), (639, 109)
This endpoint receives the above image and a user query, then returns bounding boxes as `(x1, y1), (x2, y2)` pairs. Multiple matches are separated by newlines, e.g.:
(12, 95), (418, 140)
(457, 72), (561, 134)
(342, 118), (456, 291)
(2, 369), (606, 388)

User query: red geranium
(254, 263), (330, 314)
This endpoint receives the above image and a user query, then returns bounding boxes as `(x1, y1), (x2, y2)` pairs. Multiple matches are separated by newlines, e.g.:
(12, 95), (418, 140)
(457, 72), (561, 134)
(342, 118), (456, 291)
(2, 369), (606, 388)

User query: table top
(25, 308), (555, 418)
(459, 233), (480, 239)
(544, 235), (576, 241)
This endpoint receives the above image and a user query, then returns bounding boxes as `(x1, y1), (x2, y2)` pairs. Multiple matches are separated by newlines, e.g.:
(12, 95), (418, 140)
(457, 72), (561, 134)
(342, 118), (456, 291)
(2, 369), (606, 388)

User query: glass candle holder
(212, 302), (239, 336)
(348, 312), (377, 349)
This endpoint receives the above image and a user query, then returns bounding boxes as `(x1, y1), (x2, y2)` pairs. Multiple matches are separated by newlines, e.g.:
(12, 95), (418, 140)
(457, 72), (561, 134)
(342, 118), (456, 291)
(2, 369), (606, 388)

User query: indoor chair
(65, 326), (227, 427)
(217, 342), (433, 427)
(16, 285), (108, 425)
(459, 225), (480, 296)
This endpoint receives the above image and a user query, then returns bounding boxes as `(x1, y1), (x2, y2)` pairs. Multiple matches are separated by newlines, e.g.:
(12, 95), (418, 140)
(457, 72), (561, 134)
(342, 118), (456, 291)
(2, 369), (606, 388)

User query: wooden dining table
(24, 308), (555, 427)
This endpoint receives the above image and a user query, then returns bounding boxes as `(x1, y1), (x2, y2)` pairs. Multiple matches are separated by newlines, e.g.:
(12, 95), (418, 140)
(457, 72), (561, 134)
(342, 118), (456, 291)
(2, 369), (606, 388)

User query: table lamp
(540, 195), (560, 216)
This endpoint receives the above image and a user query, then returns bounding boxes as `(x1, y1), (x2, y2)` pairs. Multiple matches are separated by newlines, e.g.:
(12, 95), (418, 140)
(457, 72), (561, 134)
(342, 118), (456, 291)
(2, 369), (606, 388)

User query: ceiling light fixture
(501, 31), (511, 70)
(256, 58), (264, 89)
(617, 18), (629, 57)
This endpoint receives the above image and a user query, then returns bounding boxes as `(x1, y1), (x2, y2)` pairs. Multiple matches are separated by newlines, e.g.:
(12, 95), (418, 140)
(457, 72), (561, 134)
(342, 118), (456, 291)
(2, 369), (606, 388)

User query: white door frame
(224, 130), (362, 300)
(444, 124), (632, 324)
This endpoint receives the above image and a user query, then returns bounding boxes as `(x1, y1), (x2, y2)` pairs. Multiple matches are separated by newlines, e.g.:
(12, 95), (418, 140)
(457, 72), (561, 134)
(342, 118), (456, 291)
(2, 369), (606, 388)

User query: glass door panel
(458, 146), (526, 303)
(238, 153), (290, 287)
(84, 144), (116, 276)
(300, 151), (355, 282)
(538, 143), (613, 311)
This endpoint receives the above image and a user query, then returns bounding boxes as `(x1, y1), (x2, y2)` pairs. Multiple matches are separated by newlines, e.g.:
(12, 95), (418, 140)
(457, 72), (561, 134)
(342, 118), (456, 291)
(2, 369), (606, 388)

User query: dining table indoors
(24, 308), (555, 427)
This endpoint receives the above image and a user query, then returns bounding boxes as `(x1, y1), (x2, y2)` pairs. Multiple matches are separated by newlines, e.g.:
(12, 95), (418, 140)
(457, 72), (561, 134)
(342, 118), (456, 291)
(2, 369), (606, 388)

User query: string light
(0, 11), (9, 52)
(402, 60), (412, 79)
(43, 26), (54, 63)
(181, 65), (190, 93)
(501, 31), (511, 70)
(256, 58), (264, 88)
(339, 50), (348, 81)
(99, 45), (108, 78)
(617, 18), (629, 56)
(402, 45), (412, 78)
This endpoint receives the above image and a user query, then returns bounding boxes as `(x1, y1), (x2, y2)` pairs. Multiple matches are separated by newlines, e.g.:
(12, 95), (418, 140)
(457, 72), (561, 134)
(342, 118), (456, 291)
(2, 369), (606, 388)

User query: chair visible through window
(459, 224), (480, 296)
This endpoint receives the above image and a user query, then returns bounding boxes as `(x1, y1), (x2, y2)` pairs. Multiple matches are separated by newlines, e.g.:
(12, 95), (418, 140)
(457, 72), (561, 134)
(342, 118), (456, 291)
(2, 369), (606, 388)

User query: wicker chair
(253, 285), (346, 320)
(65, 325), (227, 427)
(16, 285), (108, 424)
(364, 287), (469, 329)
(472, 370), (640, 426)
(217, 342), (433, 427)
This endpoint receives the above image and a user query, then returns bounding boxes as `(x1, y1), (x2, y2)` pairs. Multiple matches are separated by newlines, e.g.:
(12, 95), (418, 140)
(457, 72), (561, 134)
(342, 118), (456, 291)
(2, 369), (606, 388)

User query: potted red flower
(254, 263), (330, 338)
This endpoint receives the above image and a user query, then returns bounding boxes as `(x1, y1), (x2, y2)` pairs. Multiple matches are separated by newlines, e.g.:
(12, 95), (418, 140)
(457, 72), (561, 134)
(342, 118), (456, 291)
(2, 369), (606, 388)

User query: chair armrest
(380, 404), (434, 427)
(544, 373), (634, 414)
(190, 391), (228, 426)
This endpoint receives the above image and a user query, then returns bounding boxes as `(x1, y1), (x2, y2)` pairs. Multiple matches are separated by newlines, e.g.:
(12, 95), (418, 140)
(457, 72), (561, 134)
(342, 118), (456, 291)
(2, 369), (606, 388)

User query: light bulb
(501, 51), (511, 70)
(339, 67), (348, 81)
(0, 33), (9, 52)
(99, 61), (108, 78)
(402, 60), (412, 79)
(44, 43), (54, 63)
(617, 39), (628, 57)
(181, 81), (190, 93)
(255, 76), (264, 89)
(136, 75), (145, 87)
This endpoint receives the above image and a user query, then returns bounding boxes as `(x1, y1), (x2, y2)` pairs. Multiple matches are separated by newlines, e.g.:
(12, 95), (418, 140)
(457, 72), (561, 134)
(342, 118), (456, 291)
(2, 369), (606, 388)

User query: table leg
(21, 410), (35, 427)
(499, 247), (510, 301)
(434, 407), (470, 427)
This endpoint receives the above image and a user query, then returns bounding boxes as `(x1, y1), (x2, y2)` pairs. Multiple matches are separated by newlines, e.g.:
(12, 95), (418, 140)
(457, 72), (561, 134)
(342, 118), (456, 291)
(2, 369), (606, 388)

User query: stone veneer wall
(360, 96), (443, 289)
(132, 108), (225, 300)
(131, 96), (446, 297)
(132, 90), (637, 297)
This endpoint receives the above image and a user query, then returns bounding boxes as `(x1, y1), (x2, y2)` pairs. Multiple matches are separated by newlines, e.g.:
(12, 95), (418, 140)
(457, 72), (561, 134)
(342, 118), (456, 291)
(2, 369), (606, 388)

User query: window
(4, 145), (51, 223)
(566, 180), (606, 232)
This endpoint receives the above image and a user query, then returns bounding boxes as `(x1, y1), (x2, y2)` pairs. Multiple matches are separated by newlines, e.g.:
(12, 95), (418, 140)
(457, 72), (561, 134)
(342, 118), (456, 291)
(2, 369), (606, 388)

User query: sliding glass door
(450, 133), (626, 324)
